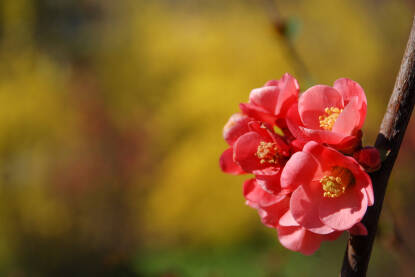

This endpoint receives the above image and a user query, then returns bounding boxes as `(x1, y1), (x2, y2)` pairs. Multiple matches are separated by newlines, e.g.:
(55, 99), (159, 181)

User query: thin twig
(340, 15), (415, 277)
(261, 0), (313, 83)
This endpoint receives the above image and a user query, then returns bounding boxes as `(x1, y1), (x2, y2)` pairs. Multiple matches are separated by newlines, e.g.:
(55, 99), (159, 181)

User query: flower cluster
(219, 73), (380, 255)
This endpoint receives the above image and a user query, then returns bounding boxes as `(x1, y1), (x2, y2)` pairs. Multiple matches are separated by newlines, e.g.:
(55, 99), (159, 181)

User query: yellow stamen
(319, 107), (343, 131)
(256, 141), (280, 164)
(320, 166), (354, 198)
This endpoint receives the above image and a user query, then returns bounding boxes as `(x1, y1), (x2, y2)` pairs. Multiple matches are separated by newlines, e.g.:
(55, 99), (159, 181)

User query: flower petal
(223, 113), (251, 145)
(239, 103), (277, 126)
(365, 184), (374, 206)
(319, 187), (368, 231)
(234, 132), (267, 173)
(260, 195), (290, 227)
(332, 97), (360, 136)
(249, 86), (278, 113)
(285, 103), (303, 138)
(243, 178), (280, 208)
(274, 73), (300, 117)
(333, 78), (367, 110)
(254, 167), (282, 194)
(277, 226), (324, 255)
(281, 151), (318, 190)
(219, 148), (245, 175)
(279, 210), (299, 227)
(333, 78), (367, 130)
(290, 185), (335, 234)
(299, 126), (347, 145)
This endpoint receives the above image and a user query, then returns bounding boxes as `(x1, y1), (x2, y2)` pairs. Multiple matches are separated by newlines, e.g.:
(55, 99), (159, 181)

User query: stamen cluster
(256, 141), (280, 164)
(319, 107), (343, 130)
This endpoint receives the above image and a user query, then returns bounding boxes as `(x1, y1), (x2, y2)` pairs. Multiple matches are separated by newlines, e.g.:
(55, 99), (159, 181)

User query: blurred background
(0, 0), (415, 276)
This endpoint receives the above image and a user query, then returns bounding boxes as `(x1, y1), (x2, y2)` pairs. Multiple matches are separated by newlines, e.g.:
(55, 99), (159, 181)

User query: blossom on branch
(219, 74), (378, 255)
(286, 78), (367, 153)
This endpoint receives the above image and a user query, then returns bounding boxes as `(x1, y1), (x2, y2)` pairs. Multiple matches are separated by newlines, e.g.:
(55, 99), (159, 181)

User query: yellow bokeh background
(0, 0), (413, 276)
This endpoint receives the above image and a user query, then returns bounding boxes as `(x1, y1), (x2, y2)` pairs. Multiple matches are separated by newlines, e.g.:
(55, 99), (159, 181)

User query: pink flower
(234, 121), (291, 193)
(277, 210), (342, 255)
(286, 78), (367, 152)
(281, 141), (374, 233)
(240, 73), (299, 127)
(219, 113), (252, 175)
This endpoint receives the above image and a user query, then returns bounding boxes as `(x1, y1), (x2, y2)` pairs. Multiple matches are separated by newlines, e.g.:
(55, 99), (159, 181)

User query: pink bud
(354, 146), (381, 172)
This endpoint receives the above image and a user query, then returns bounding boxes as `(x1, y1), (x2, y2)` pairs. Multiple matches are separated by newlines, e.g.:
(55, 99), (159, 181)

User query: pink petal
(243, 178), (280, 208)
(219, 148), (245, 175)
(333, 78), (367, 110)
(319, 187), (368, 231)
(285, 103), (304, 139)
(281, 151), (318, 190)
(357, 102), (367, 130)
(274, 73), (300, 117)
(351, 167), (374, 206)
(279, 210), (299, 227)
(298, 126), (347, 145)
(260, 195), (290, 227)
(365, 184), (374, 206)
(277, 226), (324, 255)
(247, 121), (273, 139)
(290, 139), (307, 152)
(223, 113), (251, 145)
(333, 78), (367, 130)
(265, 80), (280, 86)
(249, 86), (278, 113)
(298, 85), (343, 129)
(332, 97), (360, 136)
(253, 167), (282, 194)
(290, 185), (335, 234)
(234, 132), (267, 173)
(239, 103), (277, 126)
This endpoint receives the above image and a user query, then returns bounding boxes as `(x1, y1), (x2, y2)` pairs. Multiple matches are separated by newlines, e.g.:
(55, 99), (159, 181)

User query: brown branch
(340, 15), (415, 277)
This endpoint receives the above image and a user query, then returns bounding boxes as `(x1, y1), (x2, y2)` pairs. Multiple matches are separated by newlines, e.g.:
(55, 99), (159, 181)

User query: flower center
(320, 166), (354, 198)
(256, 141), (280, 164)
(319, 107), (343, 131)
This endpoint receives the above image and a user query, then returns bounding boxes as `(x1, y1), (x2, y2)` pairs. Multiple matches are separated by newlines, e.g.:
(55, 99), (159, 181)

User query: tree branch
(341, 15), (415, 277)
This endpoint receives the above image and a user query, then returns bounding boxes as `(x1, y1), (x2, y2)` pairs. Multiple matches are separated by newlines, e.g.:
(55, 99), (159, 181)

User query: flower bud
(353, 146), (381, 172)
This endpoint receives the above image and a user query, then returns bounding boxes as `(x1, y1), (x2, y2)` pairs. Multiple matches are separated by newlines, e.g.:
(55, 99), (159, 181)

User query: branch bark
(341, 15), (415, 277)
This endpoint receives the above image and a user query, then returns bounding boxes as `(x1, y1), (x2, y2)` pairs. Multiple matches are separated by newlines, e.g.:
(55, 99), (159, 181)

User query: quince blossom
(286, 79), (367, 152)
(234, 121), (291, 193)
(281, 141), (373, 232)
